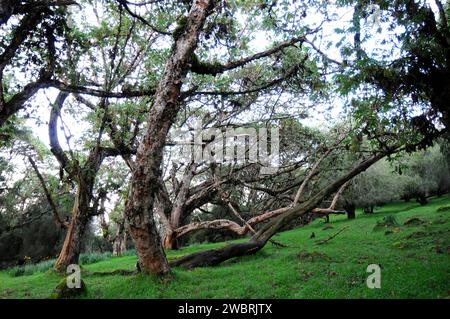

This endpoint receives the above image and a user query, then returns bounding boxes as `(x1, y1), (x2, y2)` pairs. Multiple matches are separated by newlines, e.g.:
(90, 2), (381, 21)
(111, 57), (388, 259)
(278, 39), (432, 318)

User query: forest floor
(1, 195), (449, 299)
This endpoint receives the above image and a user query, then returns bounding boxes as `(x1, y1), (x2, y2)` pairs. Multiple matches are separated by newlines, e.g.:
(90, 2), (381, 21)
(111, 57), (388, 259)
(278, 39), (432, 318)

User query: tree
(121, 0), (317, 274)
(340, 159), (400, 214)
(0, 138), (73, 268)
(0, 1), (78, 126)
(335, 0), (450, 134)
(397, 142), (450, 204)
(1, 0), (447, 278)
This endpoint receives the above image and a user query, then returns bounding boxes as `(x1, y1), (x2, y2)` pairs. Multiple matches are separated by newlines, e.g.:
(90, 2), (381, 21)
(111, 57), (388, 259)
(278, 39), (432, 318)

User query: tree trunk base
(170, 241), (264, 269)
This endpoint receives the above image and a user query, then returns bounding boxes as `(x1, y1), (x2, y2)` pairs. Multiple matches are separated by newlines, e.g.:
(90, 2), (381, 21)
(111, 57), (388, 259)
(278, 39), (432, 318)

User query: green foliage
(6, 260), (55, 277)
(79, 252), (112, 265)
(335, 0), (450, 133)
(342, 142), (450, 210)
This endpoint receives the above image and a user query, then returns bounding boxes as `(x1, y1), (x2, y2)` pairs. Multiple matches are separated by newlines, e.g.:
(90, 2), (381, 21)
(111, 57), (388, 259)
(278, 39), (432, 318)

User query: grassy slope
(1, 195), (449, 299)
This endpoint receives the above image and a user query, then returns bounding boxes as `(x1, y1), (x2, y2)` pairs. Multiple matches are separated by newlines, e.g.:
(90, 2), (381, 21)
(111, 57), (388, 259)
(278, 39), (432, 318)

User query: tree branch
(28, 156), (68, 229)
(191, 36), (305, 76)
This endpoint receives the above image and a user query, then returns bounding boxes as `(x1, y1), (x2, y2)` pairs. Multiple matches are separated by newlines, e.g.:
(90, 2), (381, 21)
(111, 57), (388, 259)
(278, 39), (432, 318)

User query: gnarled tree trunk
(49, 92), (114, 271)
(123, 0), (215, 275)
(54, 187), (91, 270)
(163, 230), (179, 250)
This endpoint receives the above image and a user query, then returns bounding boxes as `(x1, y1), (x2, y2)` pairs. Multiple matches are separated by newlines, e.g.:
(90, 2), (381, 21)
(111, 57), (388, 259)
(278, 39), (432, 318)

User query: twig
(316, 226), (349, 245)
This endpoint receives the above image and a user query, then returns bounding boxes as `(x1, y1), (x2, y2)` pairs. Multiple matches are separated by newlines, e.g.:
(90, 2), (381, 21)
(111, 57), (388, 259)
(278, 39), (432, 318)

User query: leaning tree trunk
(54, 189), (90, 271)
(171, 152), (387, 269)
(123, 0), (214, 275)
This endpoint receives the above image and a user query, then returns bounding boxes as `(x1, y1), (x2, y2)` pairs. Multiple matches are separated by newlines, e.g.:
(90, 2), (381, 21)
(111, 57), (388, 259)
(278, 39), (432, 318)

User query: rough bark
(163, 230), (179, 250)
(54, 186), (90, 270)
(123, 0), (215, 275)
(170, 241), (263, 269)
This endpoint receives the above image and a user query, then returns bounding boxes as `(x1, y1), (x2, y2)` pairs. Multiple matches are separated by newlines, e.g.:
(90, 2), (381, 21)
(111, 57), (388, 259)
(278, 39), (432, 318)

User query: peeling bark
(54, 186), (90, 270)
(123, 0), (215, 275)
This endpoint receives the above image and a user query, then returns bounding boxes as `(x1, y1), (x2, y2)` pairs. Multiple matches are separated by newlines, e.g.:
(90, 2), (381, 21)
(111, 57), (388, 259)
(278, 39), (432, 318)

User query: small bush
(121, 249), (136, 257)
(79, 251), (112, 265)
(6, 259), (55, 277)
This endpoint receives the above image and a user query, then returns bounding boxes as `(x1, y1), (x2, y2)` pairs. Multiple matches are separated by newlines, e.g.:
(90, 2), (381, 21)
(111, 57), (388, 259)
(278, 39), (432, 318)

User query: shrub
(79, 251), (112, 265)
(6, 259), (55, 277)
(121, 249), (136, 257)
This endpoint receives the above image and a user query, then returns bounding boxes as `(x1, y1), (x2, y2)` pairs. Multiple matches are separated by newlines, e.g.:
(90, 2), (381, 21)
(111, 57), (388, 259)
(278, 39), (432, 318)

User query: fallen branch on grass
(316, 226), (349, 245)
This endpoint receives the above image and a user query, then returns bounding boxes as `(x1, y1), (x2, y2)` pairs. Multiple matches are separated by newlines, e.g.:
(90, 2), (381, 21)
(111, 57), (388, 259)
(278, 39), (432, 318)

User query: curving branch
(49, 80), (156, 98)
(0, 9), (58, 126)
(0, 10), (45, 71)
(48, 92), (78, 178)
(28, 156), (68, 229)
(117, 0), (172, 36)
(191, 36), (305, 76)
(172, 205), (291, 240)
(188, 62), (305, 97)
(292, 149), (332, 205)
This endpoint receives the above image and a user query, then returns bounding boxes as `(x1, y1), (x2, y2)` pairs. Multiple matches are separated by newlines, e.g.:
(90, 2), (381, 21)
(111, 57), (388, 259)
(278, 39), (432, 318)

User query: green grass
(1, 195), (449, 299)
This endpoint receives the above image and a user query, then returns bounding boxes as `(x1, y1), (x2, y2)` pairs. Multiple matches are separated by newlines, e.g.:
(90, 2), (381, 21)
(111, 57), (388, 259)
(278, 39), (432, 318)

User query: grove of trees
(0, 0), (449, 277)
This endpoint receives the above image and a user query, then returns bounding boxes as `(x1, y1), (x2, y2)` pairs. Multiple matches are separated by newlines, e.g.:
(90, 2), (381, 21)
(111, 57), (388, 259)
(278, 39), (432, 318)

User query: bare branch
(28, 156), (68, 229)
